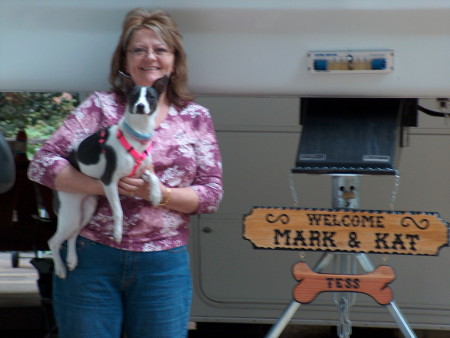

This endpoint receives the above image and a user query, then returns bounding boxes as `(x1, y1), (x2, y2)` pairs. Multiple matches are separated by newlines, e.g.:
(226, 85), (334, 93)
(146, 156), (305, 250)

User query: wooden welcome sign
(292, 262), (395, 305)
(243, 207), (449, 255)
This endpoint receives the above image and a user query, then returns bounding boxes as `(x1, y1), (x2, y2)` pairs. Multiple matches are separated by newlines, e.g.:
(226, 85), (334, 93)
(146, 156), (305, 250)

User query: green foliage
(0, 92), (79, 156)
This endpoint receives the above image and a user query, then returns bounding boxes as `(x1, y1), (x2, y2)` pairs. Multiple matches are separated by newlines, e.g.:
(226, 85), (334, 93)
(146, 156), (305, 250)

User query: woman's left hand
(118, 166), (200, 213)
(119, 164), (157, 199)
(118, 176), (149, 199)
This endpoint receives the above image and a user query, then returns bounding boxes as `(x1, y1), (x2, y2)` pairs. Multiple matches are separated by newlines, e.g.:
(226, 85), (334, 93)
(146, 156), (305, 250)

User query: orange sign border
(243, 207), (449, 256)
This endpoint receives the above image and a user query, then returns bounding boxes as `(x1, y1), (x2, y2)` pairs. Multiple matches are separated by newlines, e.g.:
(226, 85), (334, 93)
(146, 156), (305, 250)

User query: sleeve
(190, 109), (224, 214)
(27, 93), (115, 189)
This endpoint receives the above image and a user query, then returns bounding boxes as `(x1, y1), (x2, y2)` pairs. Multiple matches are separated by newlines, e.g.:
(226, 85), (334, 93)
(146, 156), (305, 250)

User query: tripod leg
(265, 253), (335, 338)
(355, 253), (417, 338)
(265, 301), (301, 338)
(386, 301), (417, 338)
(313, 252), (335, 272)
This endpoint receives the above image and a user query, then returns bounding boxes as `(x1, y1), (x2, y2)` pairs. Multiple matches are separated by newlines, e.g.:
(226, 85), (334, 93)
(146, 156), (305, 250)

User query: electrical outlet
(436, 98), (449, 110)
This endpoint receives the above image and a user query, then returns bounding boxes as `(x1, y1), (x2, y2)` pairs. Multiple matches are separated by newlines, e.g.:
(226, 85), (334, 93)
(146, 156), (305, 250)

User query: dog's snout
(136, 103), (145, 114)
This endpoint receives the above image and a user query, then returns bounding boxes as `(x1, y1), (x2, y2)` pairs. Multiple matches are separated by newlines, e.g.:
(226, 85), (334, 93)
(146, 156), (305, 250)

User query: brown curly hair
(109, 8), (193, 108)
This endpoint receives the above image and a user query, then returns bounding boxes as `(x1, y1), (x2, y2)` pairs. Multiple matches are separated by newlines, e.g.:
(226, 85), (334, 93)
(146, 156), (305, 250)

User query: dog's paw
(151, 188), (162, 206)
(142, 170), (151, 182)
(142, 170), (163, 205)
(66, 256), (78, 271)
(54, 264), (67, 279)
(114, 229), (123, 244)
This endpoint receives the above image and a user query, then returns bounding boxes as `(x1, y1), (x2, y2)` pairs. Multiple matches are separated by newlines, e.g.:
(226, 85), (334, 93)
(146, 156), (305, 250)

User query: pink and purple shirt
(28, 91), (223, 252)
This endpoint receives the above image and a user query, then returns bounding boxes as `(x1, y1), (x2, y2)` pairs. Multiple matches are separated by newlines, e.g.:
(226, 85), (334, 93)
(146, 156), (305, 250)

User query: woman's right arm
(54, 164), (104, 195)
(28, 92), (120, 195)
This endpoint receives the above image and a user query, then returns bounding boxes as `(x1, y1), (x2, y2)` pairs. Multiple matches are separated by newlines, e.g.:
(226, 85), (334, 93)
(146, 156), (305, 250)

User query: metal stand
(265, 175), (417, 338)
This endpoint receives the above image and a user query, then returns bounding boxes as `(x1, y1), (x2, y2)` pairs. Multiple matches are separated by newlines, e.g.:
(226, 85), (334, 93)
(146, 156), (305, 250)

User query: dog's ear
(152, 75), (169, 95)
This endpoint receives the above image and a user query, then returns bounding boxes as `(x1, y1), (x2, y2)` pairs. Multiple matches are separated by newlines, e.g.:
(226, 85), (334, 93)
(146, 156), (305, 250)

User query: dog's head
(127, 76), (169, 115)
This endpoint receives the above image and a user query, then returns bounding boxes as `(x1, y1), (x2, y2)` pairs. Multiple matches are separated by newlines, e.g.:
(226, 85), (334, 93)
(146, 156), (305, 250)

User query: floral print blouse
(28, 91), (223, 251)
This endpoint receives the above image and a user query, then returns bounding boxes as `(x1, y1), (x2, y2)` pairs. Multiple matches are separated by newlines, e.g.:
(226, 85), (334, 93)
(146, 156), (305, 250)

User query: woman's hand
(118, 166), (200, 213)
(118, 176), (149, 199)
(118, 164), (155, 199)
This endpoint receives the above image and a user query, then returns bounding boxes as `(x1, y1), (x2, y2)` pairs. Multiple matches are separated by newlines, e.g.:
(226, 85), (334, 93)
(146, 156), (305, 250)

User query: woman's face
(125, 28), (175, 87)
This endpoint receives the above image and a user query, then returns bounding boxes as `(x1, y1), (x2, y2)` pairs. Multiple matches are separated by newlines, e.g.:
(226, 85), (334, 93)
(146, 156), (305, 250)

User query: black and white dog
(49, 77), (166, 279)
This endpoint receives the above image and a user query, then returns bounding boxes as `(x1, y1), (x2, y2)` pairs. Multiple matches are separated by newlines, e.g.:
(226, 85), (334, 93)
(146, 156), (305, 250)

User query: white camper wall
(191, 96), (450, 330)
(1, 0), (450, 96)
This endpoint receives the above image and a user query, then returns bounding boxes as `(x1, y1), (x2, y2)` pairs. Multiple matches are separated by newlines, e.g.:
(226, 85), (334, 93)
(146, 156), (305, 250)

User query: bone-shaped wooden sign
(292, 262), (395, 305)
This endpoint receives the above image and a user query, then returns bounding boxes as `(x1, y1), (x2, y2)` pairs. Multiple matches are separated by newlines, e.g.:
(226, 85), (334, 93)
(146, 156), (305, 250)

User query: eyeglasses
(127, 47), (173, 58)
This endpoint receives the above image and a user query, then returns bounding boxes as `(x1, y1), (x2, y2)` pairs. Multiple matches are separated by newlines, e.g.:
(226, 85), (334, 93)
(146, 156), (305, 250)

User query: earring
(163, 73), (171, 92)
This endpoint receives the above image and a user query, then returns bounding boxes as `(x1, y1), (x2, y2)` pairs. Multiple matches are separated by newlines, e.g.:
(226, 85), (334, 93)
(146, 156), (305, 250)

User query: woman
(28, 8), (223, 338)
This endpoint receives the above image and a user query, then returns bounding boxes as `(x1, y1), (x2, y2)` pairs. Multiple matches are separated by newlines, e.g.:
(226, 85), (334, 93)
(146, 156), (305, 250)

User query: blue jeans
(53, 237), (192, 338)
